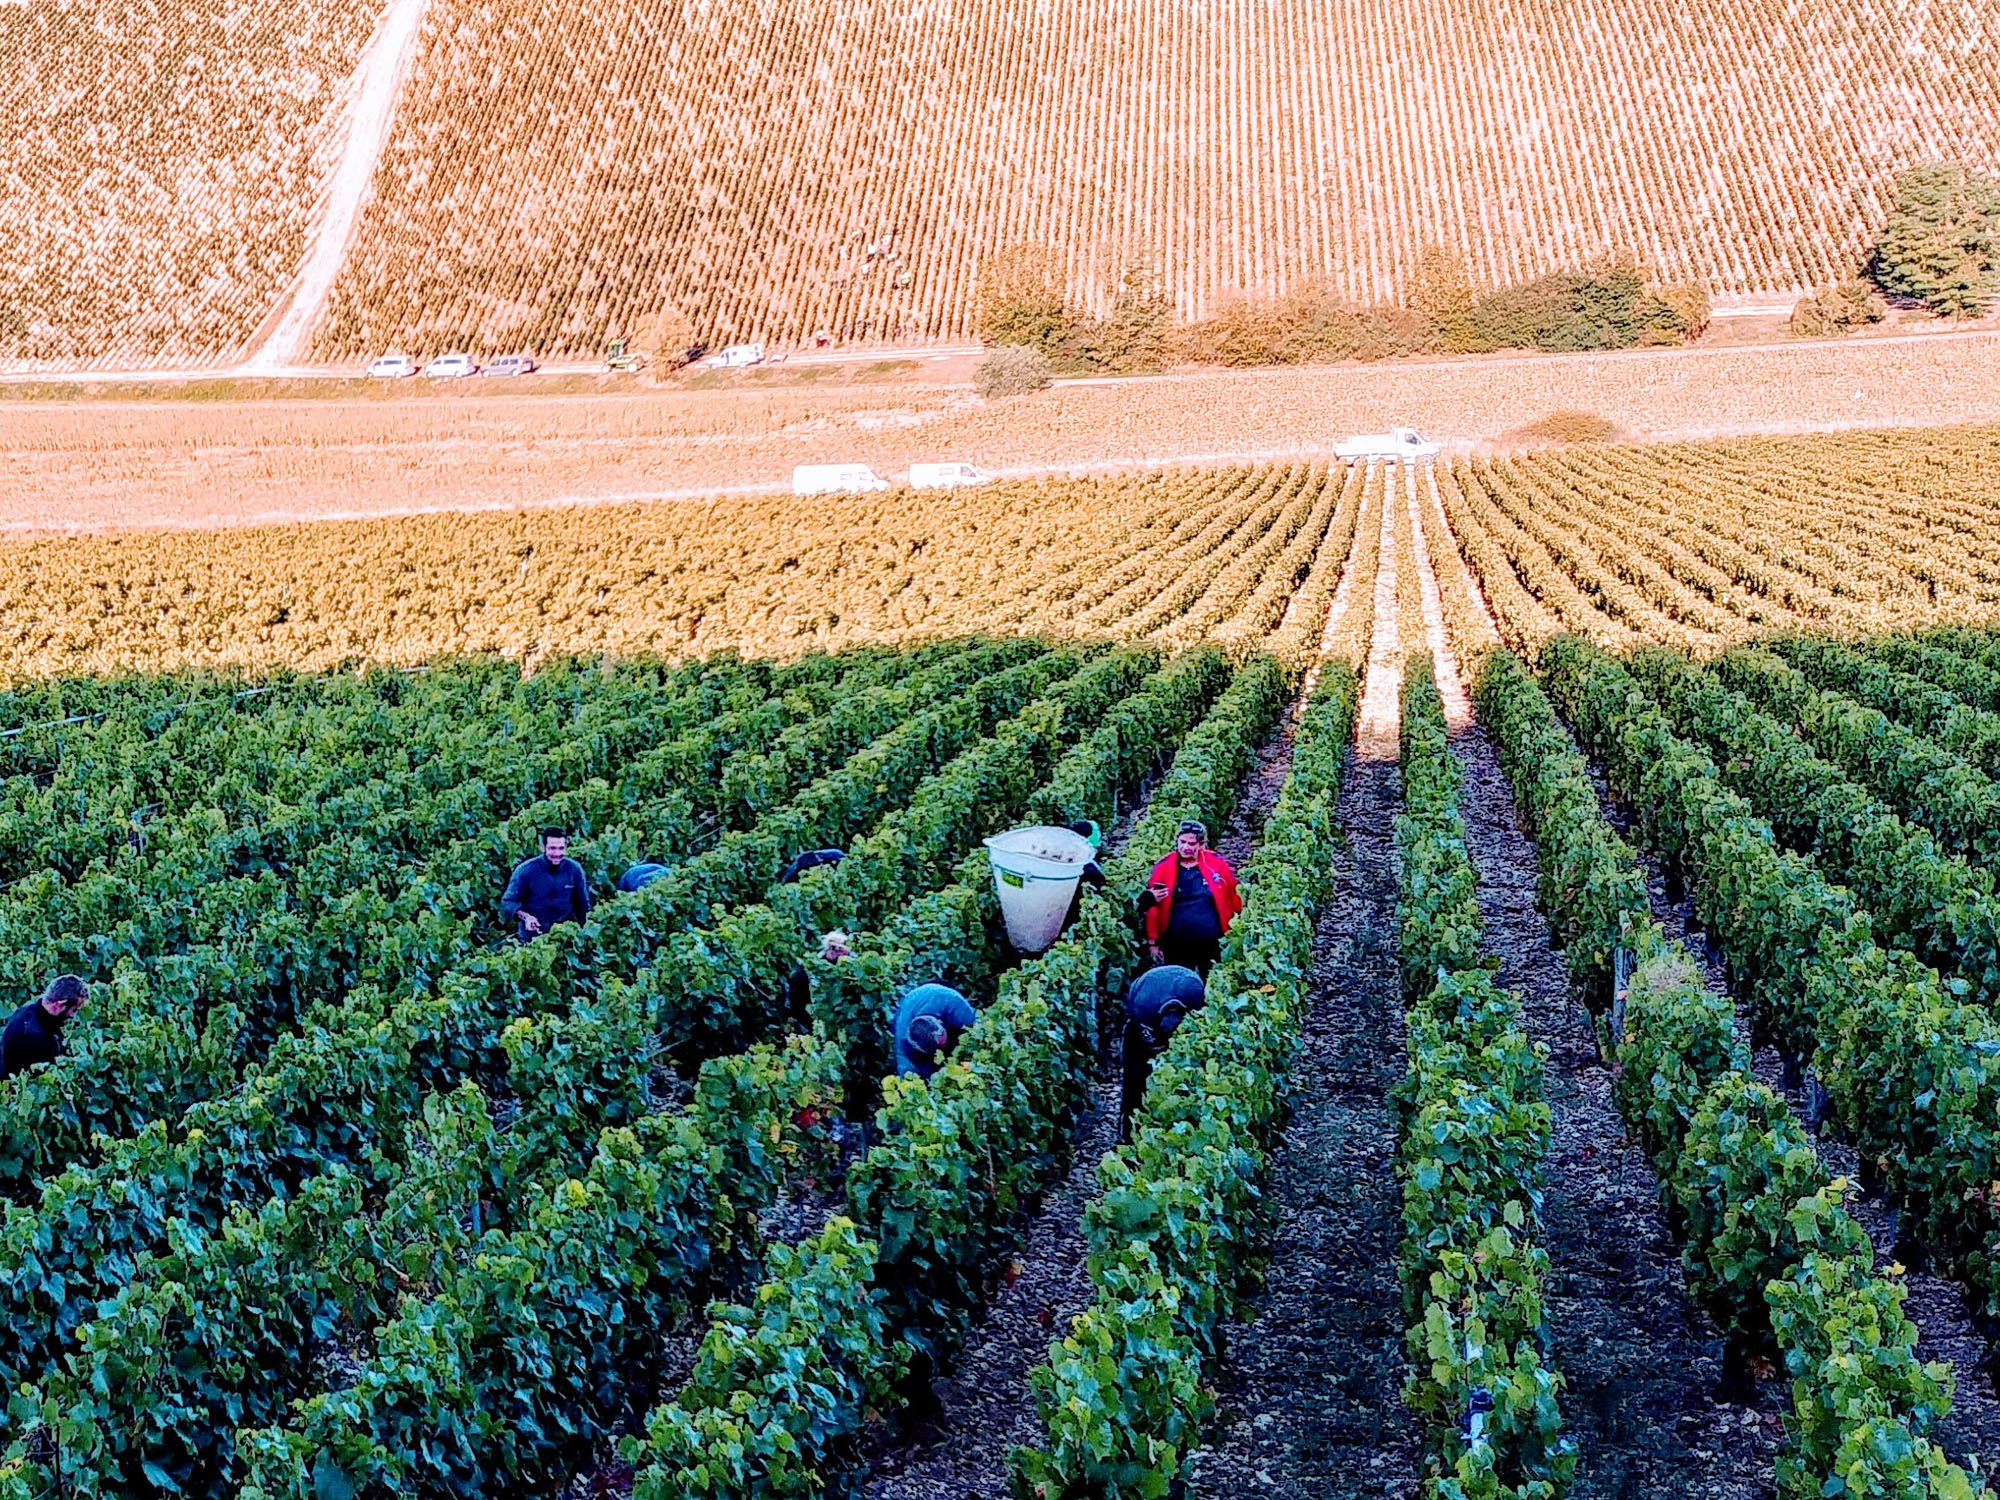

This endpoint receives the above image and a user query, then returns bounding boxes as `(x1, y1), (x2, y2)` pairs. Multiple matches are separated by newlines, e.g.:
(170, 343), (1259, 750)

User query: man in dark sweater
(1, 975), (89, 1080)
(501, 828), (592, 940)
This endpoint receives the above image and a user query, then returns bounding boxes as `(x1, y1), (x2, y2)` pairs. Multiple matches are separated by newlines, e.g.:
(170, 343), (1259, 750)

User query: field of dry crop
(311, 0), (2000, 358)
(0, 0), (386, 368)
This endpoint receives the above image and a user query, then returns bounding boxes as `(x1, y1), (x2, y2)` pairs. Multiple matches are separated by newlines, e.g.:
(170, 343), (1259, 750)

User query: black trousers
(1120, 1020), (1166, 1144)
(1159, 933), (1221, 978)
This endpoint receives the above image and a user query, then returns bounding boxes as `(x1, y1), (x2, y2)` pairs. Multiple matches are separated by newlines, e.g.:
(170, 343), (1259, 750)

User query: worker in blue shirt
(893, 983), (977, 1079)
(1119, 964), (1205, 1141)
(618, 861), (670, 893)
(501, 828), (592, 940)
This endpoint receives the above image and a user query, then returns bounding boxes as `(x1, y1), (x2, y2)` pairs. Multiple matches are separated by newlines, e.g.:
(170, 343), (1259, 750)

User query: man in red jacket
(1140, 819), (1241, 977)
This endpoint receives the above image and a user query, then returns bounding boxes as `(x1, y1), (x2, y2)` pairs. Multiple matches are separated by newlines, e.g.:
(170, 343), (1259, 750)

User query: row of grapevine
(1393, 653), (1572, 1494)
(1432, 430), (2000, 656)
(1473, 645), (1989, 1500)
(1015, 654), (1357, 1497)
(0, 0), (385, 368)
(0, 467), (1340, 679)
(1624, 648), (2000, 1009)
(626, 654), (1293, 1497)
(0, 642), (1063, 1455)
(199, 648), (1180, 1500)
(292, 0), (2000, 356)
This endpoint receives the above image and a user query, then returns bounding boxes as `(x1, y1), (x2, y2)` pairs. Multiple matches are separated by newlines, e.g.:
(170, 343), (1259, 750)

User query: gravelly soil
(1187, 748), (1419, 1500)
(860, 708), (1302, 1500)
(1592, 776), (2000, 1486)
(1455, 725), (1779, 1500)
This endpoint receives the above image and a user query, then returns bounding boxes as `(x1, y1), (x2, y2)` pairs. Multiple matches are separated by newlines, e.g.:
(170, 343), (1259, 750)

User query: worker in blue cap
(893, 983), (978, 1079)
(1119, 963), (1205, 1140)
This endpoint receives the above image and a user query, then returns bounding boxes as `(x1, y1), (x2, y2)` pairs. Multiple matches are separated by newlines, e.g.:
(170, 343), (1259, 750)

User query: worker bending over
(893, 983), (977, 1079)
(1140, 819), (1241, 975)
(1119, 963), (1205, 1141)
(501, 827), (592, 940)
(1, 976), (89, 1080)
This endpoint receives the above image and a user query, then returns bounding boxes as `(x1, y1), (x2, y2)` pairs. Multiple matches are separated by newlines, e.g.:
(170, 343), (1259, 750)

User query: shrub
(1790, 279), (1889, 336)
(1870, 162), (2000, 317)
(974, 344), (1053, 397)
(975, 245), (1069, 353)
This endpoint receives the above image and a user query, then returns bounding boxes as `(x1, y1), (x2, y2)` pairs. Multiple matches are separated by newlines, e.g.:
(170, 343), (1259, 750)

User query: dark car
(485, 354), (538, 376)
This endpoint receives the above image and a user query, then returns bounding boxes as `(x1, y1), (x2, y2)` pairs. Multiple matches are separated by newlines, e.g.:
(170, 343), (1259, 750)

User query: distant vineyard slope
(0, 0), (388, 369)
(310, 0), (2000, 358)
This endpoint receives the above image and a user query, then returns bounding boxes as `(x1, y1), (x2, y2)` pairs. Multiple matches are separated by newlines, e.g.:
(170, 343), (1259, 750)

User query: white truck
(712, 343), (766, 368)
(1335, 427), (1440, 465)
(909, 462), (991, 490)
(792, 464), (890, 496)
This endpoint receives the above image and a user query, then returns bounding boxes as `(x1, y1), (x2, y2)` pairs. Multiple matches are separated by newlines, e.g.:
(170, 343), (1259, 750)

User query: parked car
(485, 354), (538, 377)
(793, 464), (890, 496)
(712, 343), (765, 368)
(910, 462), (991, 490)
(366, 354), (417, 378)
(1335, 427), (1440, 464)
(422, 353), (480, 378)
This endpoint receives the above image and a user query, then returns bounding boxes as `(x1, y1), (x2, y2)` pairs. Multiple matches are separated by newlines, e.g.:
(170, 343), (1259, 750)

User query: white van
(909, 462), (991, 490)
(713, 343), (765, 368)
(793, 464), (891, 496)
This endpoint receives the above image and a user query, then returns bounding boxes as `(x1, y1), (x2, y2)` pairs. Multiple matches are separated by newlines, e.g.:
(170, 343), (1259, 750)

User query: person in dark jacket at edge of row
(1, 975), (89, 1080)
(781, 848), (846, 1015)
(1119, 962), (1204, 1142)
(1139, 819), (1241, 976)
(502, 827), (592, 941)
(1061, 820), (1107, 932)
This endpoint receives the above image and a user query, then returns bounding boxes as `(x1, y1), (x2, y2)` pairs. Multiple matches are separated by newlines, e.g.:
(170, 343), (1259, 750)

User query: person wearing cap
(1119, 963), (1205, 1140)
(1061, 819), (1107, 932)
(892, 982), (978, 1079)
(1139, 819), (1241, 976)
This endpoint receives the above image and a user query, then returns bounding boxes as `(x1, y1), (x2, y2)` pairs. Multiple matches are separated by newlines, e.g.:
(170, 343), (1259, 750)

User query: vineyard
(7, 0), (2000, 365)
(0, 0), (385, 368)
(308, 0), (2000, 357)
(9, 424), (2000, 1497)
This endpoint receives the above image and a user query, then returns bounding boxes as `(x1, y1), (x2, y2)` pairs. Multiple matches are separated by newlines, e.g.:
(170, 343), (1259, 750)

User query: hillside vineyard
(0, 0), (385, 367)
(5, 0), (1998, 366)
(315, 0), (2000, 356)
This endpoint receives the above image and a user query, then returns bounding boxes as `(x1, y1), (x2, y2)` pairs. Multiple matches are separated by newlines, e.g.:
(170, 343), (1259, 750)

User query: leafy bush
(1870, 162), (2000, 317)
(1789, 279), (1887, 337)
(976, 343), (1054, 397)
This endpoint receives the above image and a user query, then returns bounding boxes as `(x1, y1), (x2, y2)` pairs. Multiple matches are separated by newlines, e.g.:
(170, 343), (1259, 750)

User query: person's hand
(821, 929), (852, 962)
(521, 913), (543, 934)
(1147, 881), (1170, 900)
(1148, 943), (1164, 965)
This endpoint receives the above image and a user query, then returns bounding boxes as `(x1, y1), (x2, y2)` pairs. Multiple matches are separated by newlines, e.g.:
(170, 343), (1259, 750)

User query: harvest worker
(893, 983), (977, 1080)
(0, 976), (89, 1080)
(780, 848), (845, 885)
(1119, 964), (1205, 1142)
(617, 861), (670, 893)
(1140, 820), (1241, 976)
(501, 828), (591, 940)
(1062, 820), (1107, 932)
